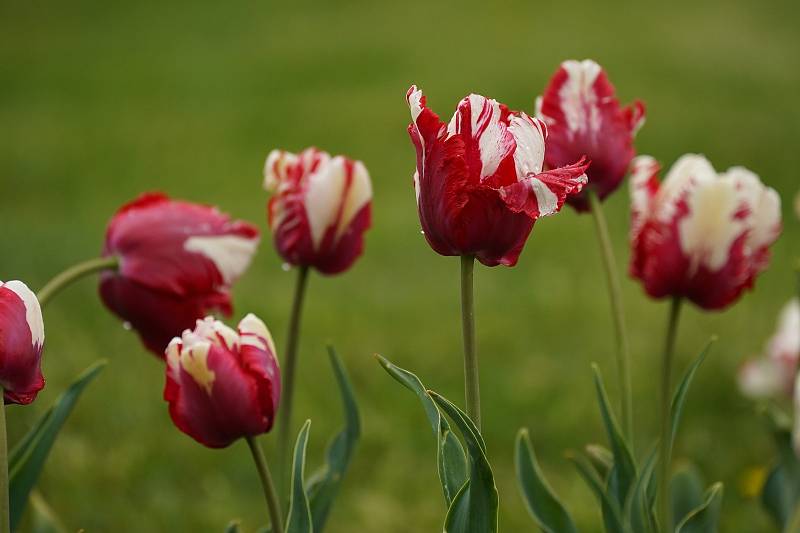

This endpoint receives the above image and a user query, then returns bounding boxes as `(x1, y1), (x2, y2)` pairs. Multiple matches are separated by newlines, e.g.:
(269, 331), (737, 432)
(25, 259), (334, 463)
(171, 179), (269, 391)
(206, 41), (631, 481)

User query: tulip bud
(537, 59), (645, 211)
(0, 280), (45, 404)
(164, 314), (280, 448)
(406, 86), (589, 267)
(99, 193), (260, 356)
(263, 148), (372, 275)
(629, 154), (782, 309)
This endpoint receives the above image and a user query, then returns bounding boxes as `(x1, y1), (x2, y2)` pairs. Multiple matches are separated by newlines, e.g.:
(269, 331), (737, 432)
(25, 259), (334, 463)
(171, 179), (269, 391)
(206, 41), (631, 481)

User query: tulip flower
(630, 154), (782, 309)
(536, 59), (645, 211)
(739, 298), (799, 399)
(406, 86), (589, 267)
(164, 314), (280, 448)
(99, 193), (260, 356)
(406, 86), (588, 429)
(0, 280), (44, 405)
(263, 147), (372, 275)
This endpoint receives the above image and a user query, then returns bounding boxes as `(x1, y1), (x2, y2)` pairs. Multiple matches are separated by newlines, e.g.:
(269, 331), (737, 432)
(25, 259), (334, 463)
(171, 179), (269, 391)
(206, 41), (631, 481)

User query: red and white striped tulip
(406, 86), (589, 267)
(536, 59), (645, 211)
(99, 193), (260, 356)
(164, 314), (280, 448)
(264, 148), (372, 275)
(739, 298), (799, 399)
(0, 280), (45, 405)
(629, 154), (781, 309)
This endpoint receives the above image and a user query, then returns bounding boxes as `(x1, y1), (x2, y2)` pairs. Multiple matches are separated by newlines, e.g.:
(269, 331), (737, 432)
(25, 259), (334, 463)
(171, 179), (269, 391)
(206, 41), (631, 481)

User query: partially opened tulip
(630, 154), (782, 309)
(739, 298), (799, 399)
(263, 146), (372, 495)
(406, 86), (588, 267)
(99, 193), (260, 356)
(263, 147), (372, 275)
(536, 59), (645, 439)
(0, 280), (44, 405)
(165, 313), (283, 531)
(406, 85), (588, 429)
(631, 154), (782, 528)
(536, 59), (645, 211)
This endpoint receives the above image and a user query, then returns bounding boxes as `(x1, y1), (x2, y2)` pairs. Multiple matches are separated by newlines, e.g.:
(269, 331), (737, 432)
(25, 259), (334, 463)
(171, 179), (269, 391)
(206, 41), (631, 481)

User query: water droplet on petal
(281, 263), (291, 272)
(420, 230), (425, 235)
(122, 321), (133, 331)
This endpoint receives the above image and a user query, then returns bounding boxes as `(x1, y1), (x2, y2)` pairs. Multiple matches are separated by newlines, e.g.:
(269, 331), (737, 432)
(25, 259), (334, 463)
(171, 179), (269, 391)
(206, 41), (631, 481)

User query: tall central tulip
(406, 86), (589, 267)
(99, 193), (260, 356)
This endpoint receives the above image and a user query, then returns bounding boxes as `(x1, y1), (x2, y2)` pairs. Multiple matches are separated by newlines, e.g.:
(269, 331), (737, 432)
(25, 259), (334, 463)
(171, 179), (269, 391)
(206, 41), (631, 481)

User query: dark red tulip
(0, 280), (45, 405)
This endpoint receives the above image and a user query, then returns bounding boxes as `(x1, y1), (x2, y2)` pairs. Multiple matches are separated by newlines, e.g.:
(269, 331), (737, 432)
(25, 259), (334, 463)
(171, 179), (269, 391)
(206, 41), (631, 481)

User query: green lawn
(1, 0), (799, 531)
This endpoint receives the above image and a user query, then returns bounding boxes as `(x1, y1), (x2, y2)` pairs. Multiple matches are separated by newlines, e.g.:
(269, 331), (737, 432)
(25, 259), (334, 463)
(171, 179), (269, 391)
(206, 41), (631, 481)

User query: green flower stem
(460, 255), (481, 430)
(587, 190), (633, 444)
(658, 297), (683, 532)
(0, 390), (8, 533)
(275, 265), (309, 506)
(37, 256), (119, 307)
(246, 436), (283, 533)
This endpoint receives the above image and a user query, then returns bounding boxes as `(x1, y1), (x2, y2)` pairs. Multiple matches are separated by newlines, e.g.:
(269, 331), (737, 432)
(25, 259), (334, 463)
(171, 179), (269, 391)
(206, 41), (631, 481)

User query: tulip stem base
(587, 190), (633, 444)
(657, 297), (683, 532)
(460, 255), (481, 430)
(246, 436), (283, 533)
(37, 256), (119, 307)
(275, 265), (310, 508)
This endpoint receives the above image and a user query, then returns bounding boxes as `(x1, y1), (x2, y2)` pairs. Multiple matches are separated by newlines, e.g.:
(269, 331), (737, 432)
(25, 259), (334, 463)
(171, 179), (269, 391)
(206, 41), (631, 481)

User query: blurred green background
(1, 0), (798, 531)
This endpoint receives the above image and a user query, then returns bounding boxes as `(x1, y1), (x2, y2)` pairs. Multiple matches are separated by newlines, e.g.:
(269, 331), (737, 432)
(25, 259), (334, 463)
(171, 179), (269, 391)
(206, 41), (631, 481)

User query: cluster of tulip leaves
(11, 360), (107, 532)
(759, 403), (800, 530)
(227, 347), (361, 533)
(376, 340), (724, 533)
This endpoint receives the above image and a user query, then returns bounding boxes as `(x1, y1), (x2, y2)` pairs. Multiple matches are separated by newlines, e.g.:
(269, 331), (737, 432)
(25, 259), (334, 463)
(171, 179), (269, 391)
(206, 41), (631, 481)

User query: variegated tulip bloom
(406, 85), (589, 267)
(0, 280), (45, 404)
(537, 59), (645, 211)
(264, 147), (372, 275)
(629, 154), (781, 309)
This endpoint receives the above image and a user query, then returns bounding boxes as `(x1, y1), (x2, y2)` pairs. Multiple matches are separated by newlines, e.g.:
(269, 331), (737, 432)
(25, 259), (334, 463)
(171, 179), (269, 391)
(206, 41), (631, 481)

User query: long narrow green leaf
(670, 338), (715, 451)
(675, 483), (723, 533)
(305, 347), (361, 532)
(591, 366), (637, 509)
(515, 429), (577, 533)
(9, 360), (106, 530)
(585, 444), (613, 481)
(376, 355), (467, 505)
(671, 463), (705, 528)
(567, 451), (625, 533)
(430, 391), (498, 533)
(28, 491), (67, 533)
(285, 420), (313, 533)
(625, 446), (657, 533)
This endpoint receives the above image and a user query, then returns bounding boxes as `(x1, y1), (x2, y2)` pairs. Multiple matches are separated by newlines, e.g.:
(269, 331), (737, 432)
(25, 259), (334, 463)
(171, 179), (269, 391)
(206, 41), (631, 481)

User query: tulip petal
(498, 157), (589, 219)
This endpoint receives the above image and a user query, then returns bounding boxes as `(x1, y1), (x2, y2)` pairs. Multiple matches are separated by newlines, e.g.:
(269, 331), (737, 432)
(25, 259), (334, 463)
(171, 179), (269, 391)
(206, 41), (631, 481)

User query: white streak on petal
(264, 150), (298, 192)
(407, 86), (424, 123)
(529, 177), (558, 217)
(508, 113), (545, 180)
(629, 155), (659, 236)
(2, 280), (44, 349)
(305, 156), (347, 250)
(559, 59), (602, 133)
(184, 234), (259, 286)
(658, 154), (717, 221)
(336, 160), (372, 241)
(447, 94), (512, 179)
(239, 313), (277, 359)
(679, 178), (744, 272)
(181, 341), (215, 395)
(166, 338), (182, 374)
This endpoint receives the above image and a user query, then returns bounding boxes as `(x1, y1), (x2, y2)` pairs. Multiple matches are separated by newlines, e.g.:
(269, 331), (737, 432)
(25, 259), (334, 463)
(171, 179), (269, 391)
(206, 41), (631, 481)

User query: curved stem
(275, 266), (309, 507)
(658, 297), (683, 532)
(587, 190), (633, 444)
(460, 255), (480, 430)
(37, 256), (119, 307)
(0, 391), (8, 533)
(246, 436), (283, 533)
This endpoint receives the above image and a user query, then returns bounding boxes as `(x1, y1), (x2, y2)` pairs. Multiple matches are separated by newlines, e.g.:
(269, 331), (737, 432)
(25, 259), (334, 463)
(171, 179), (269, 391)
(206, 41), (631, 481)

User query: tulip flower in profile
(739, 298), (799, 399)
(406, 86), (589, 267)
(0, 280), (45, 405)
(99, 193), (260, 356)
(629, 154), (782, 309)
(536, 59), (645, 211)
(263, 147), (372, 275)
(164, 314), (280, 448)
